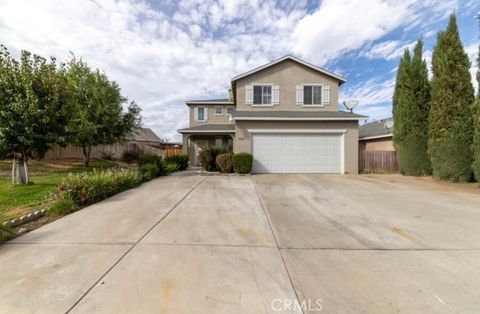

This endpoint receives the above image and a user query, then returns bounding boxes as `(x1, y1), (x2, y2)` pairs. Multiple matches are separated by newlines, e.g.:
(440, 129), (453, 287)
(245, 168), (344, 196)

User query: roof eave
(230, 55), (347, 84)
(178, 129), (236, 134)
(359, 134), (393, 140)
(185, 101), (234, 105)
(232, 116), (367, 121)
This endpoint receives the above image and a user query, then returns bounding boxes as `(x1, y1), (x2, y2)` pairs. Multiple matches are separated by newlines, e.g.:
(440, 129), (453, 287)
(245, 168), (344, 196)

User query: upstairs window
(215, 107), (223, 115)
(303, 85), (322, 105)
(227, 107), (234, 115)
(195, 107), (207, 122)
(253, 85), (272, 105)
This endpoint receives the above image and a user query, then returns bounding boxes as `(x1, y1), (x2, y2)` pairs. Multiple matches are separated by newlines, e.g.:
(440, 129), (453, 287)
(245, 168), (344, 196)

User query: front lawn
(0, 159), (115, 218)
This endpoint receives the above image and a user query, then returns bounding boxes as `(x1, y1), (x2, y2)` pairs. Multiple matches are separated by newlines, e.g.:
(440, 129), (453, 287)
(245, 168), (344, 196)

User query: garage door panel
(252, 133), (342, 174)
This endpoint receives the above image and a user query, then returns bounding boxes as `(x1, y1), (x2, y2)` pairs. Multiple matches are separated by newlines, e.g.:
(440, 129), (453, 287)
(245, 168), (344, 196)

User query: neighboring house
(45, 127), (170, 159)
(179, 55), (367, 174)
(359, 118), (394, 152)
(358, 118), (398, 173)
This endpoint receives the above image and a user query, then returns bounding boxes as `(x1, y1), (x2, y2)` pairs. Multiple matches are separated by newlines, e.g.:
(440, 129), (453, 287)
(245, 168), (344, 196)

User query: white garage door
(252, 133), (343, 173)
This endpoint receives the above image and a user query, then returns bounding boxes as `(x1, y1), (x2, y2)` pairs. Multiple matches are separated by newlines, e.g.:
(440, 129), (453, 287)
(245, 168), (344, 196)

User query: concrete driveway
(1, 172), (480, 313)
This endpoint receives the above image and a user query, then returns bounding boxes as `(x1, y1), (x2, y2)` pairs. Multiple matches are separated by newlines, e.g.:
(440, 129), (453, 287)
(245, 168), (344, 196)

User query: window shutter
(322, 85), (330, 105)
(194, 107), (199, 121)
(246, 85), (253, 105)
(204, 107), (208, 121)
(273, 85), (280, 105)
(296, 85), (303, 105)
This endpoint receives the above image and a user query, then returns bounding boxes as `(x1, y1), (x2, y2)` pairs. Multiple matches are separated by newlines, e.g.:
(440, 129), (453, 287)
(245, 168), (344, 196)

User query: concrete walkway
(1, 172), (480, 313)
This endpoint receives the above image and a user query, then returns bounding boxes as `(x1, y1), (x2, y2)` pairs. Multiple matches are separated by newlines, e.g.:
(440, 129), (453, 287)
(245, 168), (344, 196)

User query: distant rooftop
(359, 118), (393, 139)
(131, 127), (162, 142)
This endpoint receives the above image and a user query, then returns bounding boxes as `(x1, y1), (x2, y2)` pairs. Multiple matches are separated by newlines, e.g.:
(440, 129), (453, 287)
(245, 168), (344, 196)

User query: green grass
(0, 159), (115, 218)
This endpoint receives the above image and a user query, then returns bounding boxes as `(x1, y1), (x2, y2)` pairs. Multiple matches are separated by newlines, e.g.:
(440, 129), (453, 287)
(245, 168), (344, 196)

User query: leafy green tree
(473, 45), (480, 181)
(65, 57), (141, 167)
(0, 45), (69, 184)
(428, 14), (475, 182)
(393, 40), (432, 176)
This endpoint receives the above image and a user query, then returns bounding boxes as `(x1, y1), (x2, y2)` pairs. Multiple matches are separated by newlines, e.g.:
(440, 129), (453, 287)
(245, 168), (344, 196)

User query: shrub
(233, 153), (253, 174)
(139, 163), (160, 181)
(216, 153), (233, 173)
(164, 162), (180, 173)
(138, 153), (166, 177)
(0, 213), (13, 243)
(48, 194), (77, 216)
(138, 153), (162, 166)
(122, 150), (140, 164)
(164, 154), (189, 170)
(49, 169), (141, 215)
(200, 148), (228, 172)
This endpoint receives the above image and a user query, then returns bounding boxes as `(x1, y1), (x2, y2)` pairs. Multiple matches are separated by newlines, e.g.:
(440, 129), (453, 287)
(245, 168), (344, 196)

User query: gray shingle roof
(178, 124), (235, 133)
(232, 110), (367, 119)
(131, 128), (162, 142)
(359, 118), (394, 139)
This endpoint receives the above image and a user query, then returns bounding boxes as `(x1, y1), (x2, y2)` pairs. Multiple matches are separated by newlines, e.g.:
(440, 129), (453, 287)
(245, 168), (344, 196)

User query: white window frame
(195, 106), (207, 122)
(302, 84), (323, 107)
(215, 106), (224, 115)
(215, 138), (223, 148)
(252, 84), (274, 106)
(227, 107), (234, 115)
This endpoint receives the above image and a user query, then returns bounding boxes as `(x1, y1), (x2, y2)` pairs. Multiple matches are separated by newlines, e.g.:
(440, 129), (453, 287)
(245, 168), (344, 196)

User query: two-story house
(179, 55), (367, 174)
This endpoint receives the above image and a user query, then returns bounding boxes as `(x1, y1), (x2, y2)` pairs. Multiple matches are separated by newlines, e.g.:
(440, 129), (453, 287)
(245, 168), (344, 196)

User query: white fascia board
(234, 117), (366, 121)
(186, 101), (234, 105)
(359, 134), (393, 140)
(248, 129), (347, 133)
(178, 130), (235, 134)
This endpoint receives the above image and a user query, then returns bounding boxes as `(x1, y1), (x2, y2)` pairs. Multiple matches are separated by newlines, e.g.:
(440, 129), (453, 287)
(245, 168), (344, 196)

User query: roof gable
(231, 55), (346, 84)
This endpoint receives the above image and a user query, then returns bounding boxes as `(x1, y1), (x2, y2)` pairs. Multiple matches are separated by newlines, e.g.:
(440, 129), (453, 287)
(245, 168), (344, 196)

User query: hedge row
(199, 149), (253, 174)
(49, 153), (189, 216)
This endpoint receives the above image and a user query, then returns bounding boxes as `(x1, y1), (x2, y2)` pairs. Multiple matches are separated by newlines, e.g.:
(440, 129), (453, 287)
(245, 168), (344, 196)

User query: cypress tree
(393, 49), (412, 173)
(393, 40), (432, 176)
(473, 45), (480, 181)
(428, 14), (475, 182)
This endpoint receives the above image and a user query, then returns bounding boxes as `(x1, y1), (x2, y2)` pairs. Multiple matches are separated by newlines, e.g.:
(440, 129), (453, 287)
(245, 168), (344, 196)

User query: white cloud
(465, 43), (479, 94)
(363, 40), (417, 60)
(291, 0), (418, 64)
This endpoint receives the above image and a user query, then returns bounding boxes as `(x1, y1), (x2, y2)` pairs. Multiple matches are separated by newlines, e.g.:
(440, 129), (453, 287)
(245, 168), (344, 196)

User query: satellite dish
(384, 120), (394, 129)
(343, 100), (359, 112)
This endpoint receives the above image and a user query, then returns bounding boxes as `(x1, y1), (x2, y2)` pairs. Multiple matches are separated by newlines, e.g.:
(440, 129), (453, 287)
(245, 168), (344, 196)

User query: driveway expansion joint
(252, 177), (305, 314)
(64, 176), (208, 314)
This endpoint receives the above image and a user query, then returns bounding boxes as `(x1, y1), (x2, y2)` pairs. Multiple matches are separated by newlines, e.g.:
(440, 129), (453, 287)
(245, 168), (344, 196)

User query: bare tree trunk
(82, 146), (91, 167)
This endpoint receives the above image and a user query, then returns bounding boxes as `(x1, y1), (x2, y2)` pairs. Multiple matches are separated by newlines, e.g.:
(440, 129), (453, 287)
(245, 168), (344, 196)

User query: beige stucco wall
(360, 138), (394, 151)
(234, 120), (359, 174)
(235, 59), (341, 112)
(188, 104), (235, 127)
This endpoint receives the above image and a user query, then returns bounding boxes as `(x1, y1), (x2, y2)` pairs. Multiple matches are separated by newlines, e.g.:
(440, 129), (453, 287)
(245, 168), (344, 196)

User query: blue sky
(0, 0), (479, 141)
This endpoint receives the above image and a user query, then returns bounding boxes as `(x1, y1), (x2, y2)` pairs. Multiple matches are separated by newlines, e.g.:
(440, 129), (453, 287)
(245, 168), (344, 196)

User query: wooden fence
(44, 142), (164, 160)
(359, 150), (399, 173)
(164, 148), (184, 157)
